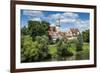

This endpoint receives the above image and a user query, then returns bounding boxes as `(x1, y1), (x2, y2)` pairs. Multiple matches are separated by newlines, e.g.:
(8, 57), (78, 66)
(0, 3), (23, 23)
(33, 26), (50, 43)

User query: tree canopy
(82, 29), (89, 42)
(28, 21), (49, 40)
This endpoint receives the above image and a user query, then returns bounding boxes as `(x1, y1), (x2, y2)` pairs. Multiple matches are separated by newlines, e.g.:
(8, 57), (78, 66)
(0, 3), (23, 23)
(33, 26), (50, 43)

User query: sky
(21, 9), (90, 32)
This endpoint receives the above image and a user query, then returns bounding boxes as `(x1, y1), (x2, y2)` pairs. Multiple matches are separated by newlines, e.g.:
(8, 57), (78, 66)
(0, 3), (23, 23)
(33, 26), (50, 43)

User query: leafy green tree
(21, 35), (39, 62)
(56, 38), (73, 60)
(82, 29), (89, 42)
(21, 26), (29, 35)
(21, 35), (51, 62)
(35, 35), (51, 61)
(76, 33), (83, 51)
(28, 21), (49, 40)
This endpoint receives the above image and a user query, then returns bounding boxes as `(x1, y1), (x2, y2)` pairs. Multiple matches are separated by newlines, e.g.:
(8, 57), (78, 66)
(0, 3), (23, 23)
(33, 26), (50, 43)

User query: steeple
(56, 18), (60, 27)
(55, 18), (61, 32)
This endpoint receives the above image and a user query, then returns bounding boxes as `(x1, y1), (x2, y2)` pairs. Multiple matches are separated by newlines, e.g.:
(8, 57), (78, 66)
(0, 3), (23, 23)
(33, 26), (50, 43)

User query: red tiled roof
(70, 28), (79, 33)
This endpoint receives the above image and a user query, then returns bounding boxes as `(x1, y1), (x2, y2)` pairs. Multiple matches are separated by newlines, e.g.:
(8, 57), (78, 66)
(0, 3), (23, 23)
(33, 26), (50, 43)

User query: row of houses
(48, 25), (80, 41)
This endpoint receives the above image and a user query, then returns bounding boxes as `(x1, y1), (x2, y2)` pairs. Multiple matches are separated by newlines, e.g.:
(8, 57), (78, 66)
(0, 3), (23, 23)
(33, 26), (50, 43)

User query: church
(48, 18), (80, 41)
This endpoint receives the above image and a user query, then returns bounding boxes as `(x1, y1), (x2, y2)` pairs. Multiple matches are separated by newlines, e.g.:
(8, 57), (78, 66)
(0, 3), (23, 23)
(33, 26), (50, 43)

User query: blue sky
(21, 9), (90, 32)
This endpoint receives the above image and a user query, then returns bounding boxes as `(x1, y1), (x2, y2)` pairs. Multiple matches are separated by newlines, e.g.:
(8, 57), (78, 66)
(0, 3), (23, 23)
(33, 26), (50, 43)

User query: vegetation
(21, 26), (29, 35)
(76, 33), (83, 51)
(28, 21), (49, 40)
(82, 29), (89, 42)
(56, 38), (73, 60)
(21, 20), (90, 62)
(21, 35), (38, 62)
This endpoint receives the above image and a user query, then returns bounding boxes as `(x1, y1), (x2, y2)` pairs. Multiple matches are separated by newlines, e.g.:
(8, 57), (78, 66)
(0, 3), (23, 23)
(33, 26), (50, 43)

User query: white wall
(0, 0), (100, 73)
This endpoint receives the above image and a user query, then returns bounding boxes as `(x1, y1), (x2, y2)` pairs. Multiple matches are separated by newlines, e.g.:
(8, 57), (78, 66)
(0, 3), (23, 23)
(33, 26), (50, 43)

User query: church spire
(56, 18), (60, 27)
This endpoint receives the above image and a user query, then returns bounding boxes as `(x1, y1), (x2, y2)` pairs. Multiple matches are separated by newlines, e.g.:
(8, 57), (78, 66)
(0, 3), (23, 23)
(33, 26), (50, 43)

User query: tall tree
(35, 35), (50, 61)
(21, 35), (39, 62)
(82, 29), (89, 42)
(56, 38), (73, 60)
(21, 35), (50, 62)
(28, 20), (49, 40)
(21, 26), (29, 35)
(76, 33), (83, 51)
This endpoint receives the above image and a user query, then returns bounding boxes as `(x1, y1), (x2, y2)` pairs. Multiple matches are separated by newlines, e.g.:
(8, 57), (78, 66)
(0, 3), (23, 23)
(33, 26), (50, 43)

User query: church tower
(55, 18), (60, 32)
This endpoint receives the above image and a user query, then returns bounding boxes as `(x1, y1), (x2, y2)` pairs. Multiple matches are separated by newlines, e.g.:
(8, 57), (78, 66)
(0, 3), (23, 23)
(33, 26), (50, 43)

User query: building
(48, 26), (80, 41)
(48, 18), (80, 41)
(65, 28), (80, 40)
(48, 25), (60, 41)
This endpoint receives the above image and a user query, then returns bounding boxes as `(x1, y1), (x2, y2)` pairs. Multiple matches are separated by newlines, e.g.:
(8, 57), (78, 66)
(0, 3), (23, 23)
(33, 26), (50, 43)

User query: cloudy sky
(21, 9), (90, 32)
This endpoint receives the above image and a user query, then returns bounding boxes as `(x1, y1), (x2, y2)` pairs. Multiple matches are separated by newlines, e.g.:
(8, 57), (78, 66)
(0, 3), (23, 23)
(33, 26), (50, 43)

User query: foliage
(21, 26), (29, 35)
(48, 44), (57, 59)
(56, 38), (73, 60)
(21, 35), (39, 62)
(21, 20), (89, 62)
(75, 43), (89, 60)
(28, 20), (49, 40)
(76, 33), (83, 51)
(82, 29), (89, 42)
(21, 35), (51, 62)
(35, 35), (51, 61)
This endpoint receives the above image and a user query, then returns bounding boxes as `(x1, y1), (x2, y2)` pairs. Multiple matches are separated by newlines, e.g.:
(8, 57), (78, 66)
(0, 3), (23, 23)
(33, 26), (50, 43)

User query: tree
(21, 35), (39, 62)
(28, 20), (49, 40)
(21, 35), (51, 62)
(76, 33), (83, 51)
(82, 29), (89, 42)
(56, 38), (73, 60)
(35, 35), (51, 61)
(21, 26), (29, 35)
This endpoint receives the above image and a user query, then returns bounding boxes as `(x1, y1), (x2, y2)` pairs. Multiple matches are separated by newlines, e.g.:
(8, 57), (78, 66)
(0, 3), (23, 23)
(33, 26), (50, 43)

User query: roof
(69, 28), (79, 34)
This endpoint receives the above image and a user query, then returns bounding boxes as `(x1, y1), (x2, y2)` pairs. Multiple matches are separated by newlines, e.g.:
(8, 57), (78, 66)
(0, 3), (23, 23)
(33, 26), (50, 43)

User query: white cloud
(49, 13), (61, 19)
(60, 18), (76, 23)
(76, 19), (89, 26)
(48, 12), (89, 32)
(23, 10), (43, 17)
(75, 20), (89, 32)
(63, 12), (79, 18)
(22, 10), (89, 32)
(50, 23), (55, 26)
(48, 12), (79, 24)
(49, 12), (78, 20)
(29, 18), (41, 22)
